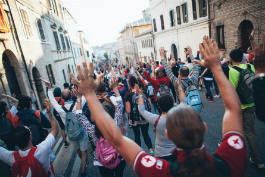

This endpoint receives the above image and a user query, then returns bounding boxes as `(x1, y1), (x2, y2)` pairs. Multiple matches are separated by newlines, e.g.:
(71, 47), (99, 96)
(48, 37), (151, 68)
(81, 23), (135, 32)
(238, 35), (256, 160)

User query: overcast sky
(62, 0), (149, 46)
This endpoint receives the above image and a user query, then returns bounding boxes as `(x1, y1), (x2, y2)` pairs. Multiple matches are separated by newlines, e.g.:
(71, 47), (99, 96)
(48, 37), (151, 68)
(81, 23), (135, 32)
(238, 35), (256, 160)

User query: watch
(76, 99), (81, 103)
(255, 73), (265, 80)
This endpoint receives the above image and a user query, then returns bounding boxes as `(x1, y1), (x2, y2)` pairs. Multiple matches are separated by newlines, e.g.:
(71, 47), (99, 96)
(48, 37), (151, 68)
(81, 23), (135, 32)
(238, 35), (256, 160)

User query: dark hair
(155, 69), (164, 79)
(180, 66), (189, 77)
(13, 125), (31, 149)
(117, 77), (122, 83)
(248, 47), (252, 51)
(157, 94), (174, 112)
(139, 68), (143, 74)
(129, 76), (138, 88)
(97, 82), (106, 93)
(53, 87), (62, 97)
(63, 83), (69, 88)
(156, 61), (159, 65)
(187, 57), (192, 63)
(229, 49), (243, 63)
(18, 95), (32, 109)
(0, 101), (7, 117)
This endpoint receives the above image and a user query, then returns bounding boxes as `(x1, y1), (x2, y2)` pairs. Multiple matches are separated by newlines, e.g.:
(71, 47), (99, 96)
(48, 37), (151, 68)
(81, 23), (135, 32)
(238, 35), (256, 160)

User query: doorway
(32, 67), (46, 108)
(171, 44), (178, 59)
(2, 52), (21, 96)
(239, 20), (254, 50)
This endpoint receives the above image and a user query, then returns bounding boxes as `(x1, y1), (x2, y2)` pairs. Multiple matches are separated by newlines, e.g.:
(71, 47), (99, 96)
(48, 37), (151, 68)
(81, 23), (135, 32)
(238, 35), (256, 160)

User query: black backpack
(19, 114), (45, 146)
(232, 64), (255, 104)
(131, 93), (151, 121)
(0, 113), (13, 136)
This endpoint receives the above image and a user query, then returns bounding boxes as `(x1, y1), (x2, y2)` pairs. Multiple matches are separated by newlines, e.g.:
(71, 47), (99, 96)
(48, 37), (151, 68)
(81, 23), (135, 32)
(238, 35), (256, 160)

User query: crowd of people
(0, 27), (265, 177)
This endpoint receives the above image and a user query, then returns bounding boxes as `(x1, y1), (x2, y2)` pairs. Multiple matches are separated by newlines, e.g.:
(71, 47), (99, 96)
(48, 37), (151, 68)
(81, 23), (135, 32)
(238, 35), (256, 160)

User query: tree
(103, 52), (108, 59)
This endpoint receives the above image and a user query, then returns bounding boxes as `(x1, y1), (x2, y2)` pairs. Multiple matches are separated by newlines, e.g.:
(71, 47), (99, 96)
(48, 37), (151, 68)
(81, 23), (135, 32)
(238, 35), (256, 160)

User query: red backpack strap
(12, 115), (20, 128)
(13, 151), (21, 161)
(154, 114), (162, 133)
(34, 111), (41, 121)
(28, 147), (38, 156)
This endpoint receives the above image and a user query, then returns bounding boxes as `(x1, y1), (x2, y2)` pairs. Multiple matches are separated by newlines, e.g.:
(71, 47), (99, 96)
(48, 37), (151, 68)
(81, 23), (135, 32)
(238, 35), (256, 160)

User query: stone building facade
(0, 0), (78, 110)
(209, 0), (265, 55)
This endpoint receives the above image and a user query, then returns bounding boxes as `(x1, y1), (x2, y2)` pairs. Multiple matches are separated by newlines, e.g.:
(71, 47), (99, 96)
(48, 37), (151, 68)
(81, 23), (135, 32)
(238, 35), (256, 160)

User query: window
(37, 18), (45, 41)
(65, 36), (70, 50)
(199, 0), (207, 17)
(182, 3), (188, 23)
(192, 0), (197, 20)
(20, 9), (32, 37)
(160, 15), (164, 30)
(217, 26), (225, 49)
(62, 69), (66, 82)
(169, 10), (175, 27)
(53, 31), (61, 50)
(176, 6), (181, 25)
(51, 0), (58, 15)
(86, 51), (89, 57)
(60, 34), (66, 50)
(58, 3), (63, 19)
(46, 0), (51, 9)
(46, 64), (56, 85)
(71, 65), (75, 75)
(153, 19), (157, 32)
(79, 48), (82, 56)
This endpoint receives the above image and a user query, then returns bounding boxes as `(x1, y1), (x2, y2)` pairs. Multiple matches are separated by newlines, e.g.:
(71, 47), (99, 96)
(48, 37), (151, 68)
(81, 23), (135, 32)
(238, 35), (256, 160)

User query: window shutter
(53, 31), (61, 50)
(49, 64), (56, 85)
(192, 0), (197, 20)
(202, 0), (207, 17)
(176, 6), (181, 25)
(160, 15), (164, 30)
(153, 19), (157, 32)
(46, 65), (52, 84)
(37, 19), (45, 40)
(65, 36), (70, 50)
(60, 34), (66, 50)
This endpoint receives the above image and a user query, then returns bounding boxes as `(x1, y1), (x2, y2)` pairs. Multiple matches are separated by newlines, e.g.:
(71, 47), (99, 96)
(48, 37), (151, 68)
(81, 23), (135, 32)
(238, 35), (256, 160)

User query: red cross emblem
(145, 157), (151, 163)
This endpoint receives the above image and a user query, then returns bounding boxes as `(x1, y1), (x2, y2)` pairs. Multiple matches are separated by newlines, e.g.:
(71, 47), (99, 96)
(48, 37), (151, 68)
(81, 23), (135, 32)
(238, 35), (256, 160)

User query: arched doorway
(32, 67), (46, 108)
(2, 52), (21, 96)
(171, 44), (178, 59)
(239, 20), (253, 50)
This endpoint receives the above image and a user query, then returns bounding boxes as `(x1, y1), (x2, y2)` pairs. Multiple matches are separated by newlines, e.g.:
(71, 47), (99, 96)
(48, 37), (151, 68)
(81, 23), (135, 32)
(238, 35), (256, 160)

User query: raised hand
(135, 84), (143, 95)
(186, 45), (192, 56)
(254, 42), (265, 74)
(45, 99), (51, 114)
(72, 86), (82, 98)
(109, 77), (118, 89)
(249, 27), (256, 41)
(168, 54), (172, 62)
(193, 40), (221, 70)
(159, 47), (167, 59)
(41, 78), (51, 89)
(70, 62), (100, 97)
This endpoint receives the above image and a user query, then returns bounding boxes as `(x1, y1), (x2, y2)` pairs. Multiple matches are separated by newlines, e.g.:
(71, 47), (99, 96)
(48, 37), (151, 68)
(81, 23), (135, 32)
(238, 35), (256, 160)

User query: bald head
(180, 66), (189, 77)
(62, 89), (71, 101)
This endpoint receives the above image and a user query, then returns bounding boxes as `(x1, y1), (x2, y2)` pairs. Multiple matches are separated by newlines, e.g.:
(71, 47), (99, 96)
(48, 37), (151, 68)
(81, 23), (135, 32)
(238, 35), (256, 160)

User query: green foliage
(103, 52), (108, 59)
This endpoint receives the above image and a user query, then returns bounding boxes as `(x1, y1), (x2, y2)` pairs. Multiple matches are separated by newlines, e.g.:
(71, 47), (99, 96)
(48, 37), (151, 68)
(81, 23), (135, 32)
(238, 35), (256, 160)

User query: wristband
(255, 73), (265, 80)
(76, 99), (81, 103)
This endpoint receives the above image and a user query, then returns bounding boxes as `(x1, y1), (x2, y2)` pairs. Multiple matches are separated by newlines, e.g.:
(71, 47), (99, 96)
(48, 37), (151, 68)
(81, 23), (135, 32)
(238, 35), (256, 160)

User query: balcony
(120, 17), (152, 33)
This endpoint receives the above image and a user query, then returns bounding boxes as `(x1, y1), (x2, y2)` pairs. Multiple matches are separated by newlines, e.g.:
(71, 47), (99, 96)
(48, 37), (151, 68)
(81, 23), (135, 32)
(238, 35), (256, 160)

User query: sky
(62, 0), (149, 46)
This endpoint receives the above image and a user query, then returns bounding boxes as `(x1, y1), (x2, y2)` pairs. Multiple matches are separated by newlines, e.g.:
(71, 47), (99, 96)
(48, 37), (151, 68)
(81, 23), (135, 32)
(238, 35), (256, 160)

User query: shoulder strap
(247, 64), (251, 69)
(28, 147), (37, 156)
(13, 151), (21, 161)
(69, 103), (75, 112)
(154, 114), (162, 133)
(62, 106), (69, 113)
(34, 111), (41, 121)
(58, 98), (62, 104)
(232, 66), (243, 72)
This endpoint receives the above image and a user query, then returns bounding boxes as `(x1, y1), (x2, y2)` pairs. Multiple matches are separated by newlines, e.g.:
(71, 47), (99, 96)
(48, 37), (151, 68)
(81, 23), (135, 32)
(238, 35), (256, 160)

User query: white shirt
(0, 134), (56, 177)
(48, 89), (86, 124)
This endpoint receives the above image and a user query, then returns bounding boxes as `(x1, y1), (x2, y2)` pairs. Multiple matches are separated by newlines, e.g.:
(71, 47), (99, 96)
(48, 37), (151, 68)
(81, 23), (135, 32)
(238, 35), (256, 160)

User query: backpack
(12, 147), (49, 177)
(233, 64), (255, 104)
(181, 80), (202, 112)
(53, 98), (62, 119)
(147, 83), (155, 97)
(96, 137), (121, 169)
(157, 82), (175, 102)
(18, 112), (45, 146)
(131, 93), (151, 121)
(62, 104), (84, 141)
(0, 113), (13, 136)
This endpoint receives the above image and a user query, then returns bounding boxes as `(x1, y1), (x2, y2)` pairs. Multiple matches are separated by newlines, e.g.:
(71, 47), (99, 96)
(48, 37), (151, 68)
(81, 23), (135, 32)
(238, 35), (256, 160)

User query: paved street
(79, 89), (265, 177)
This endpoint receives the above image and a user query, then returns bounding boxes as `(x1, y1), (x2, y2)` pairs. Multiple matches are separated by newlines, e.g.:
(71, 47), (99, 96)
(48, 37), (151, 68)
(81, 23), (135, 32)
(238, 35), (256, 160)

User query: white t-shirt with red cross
(133, 131), (246, 177)
(0, 133), (56, 177)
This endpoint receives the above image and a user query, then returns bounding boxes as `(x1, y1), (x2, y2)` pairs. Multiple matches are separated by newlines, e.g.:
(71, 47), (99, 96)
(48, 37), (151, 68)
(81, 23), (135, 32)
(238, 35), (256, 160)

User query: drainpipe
(208, 0), (211, 38)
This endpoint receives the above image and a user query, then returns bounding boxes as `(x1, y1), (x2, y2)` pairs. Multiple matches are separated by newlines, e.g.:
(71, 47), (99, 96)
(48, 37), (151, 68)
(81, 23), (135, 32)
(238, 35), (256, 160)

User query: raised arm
(194, 40), (243, 135)
(70, 62), (143, 169)
(45, 100), (59, 138)
(0, 94), (19, 108)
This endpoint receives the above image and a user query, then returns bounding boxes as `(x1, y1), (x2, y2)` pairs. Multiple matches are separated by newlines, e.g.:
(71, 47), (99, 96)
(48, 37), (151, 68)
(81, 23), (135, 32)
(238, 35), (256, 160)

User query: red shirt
(134, 132), (246, 177)
(143, 71), (170, 100)
(248, 54), (254, 63)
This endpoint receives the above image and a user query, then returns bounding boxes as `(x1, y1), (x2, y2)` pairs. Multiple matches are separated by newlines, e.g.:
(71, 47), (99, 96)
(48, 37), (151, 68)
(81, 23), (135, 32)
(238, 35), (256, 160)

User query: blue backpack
(62, 104), (84, 141)
(181, 80), (202, 112)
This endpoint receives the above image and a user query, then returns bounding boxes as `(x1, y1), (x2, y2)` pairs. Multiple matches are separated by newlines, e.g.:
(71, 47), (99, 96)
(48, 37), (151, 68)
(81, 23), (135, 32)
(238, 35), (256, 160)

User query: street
(52, 89), (265, 177)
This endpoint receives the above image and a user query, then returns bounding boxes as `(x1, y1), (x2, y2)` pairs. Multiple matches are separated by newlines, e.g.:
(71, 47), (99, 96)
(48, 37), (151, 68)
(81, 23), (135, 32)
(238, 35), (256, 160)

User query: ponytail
(178, 149), (221, 177)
